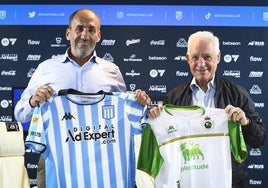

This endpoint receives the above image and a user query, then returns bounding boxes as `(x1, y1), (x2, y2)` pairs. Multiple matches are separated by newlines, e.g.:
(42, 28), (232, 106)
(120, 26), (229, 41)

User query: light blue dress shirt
(14, 49), (126, 123)
(190, 77), (216, 108)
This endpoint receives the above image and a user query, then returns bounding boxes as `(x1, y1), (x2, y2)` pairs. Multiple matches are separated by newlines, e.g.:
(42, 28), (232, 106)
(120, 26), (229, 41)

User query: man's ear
(66, 28), (70, 41)
(217, 52), (221, 63)
(186, 53), (190, 61)
(96, 31), (101, 43)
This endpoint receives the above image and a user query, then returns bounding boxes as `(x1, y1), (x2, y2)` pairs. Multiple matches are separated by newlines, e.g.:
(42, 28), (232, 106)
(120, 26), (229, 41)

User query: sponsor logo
(250, 85), (262, 95)
(181, 142), (205, 163)
(0, 116), (12, 121)
(150, 69), (165, 78)
(31, 116), (39, 125)
(176, 38), (187, 47)
(26, 163), (38, 169)
(249, 148), (262, 156)
(249, 71), (263, 77)
(126, 39), (140, 46)
(148, 56), (167, 61)
(26, 55), (41, 61)
(27, 39), (40, 45)
(180, 141), (209, 174)
(222, 70), (240, 78)
(1, 38), (17, 46)
(248, 41), (265, 46)
(51, 37), (66, 47)
(1, 99), (11, 108)
(101, 39), (115, 46)
(167, 125), (177, 133)
(102, 53), (114, 63)
(254, 103), (264, 108)
(150, 40), (165, 46)
(123, 54), (142, 62)
(0, 54), (18, 61)
(1, 70), (16, 76)
(222, 41), (241, 46)
(27, 68), (36, 78)
(249, 179), (262, 185)
(248, 164), (264, 170)
(61, 112), (76, 120)
(149, 85), (167, 93)
(129, 84), (136, 91)
(250, 56), (262, 62)
(0, 87), (12, 91)
(125, 70), (141, 77)
(174, 55), (187, 61)
(65, 124), (116, 144)
(176, 71), (189, 77)
(28, 178), (37, 185)
(224, 54), (239, 63)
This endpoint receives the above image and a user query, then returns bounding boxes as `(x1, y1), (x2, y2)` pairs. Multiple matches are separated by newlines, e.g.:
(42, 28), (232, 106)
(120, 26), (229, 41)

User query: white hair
(187, 31), (220, 53)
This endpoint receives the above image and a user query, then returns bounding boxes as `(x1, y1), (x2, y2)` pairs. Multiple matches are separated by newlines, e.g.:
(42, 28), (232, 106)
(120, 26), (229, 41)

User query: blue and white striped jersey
(25, 92), (146, 188)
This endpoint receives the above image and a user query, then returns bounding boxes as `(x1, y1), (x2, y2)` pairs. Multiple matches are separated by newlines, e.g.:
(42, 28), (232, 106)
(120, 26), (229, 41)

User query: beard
(74, 39), (96, 58)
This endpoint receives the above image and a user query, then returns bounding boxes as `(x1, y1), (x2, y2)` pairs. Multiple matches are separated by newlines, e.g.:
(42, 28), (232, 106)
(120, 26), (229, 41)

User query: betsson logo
(222, 41), (241, 46)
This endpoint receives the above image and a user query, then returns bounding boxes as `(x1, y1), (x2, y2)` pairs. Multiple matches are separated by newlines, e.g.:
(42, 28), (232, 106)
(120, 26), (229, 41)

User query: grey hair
(187, 31), (220, 53)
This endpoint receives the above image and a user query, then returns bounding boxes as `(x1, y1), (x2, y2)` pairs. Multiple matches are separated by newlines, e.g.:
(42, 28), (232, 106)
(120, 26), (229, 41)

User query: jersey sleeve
(137, 124), (163, 177)
(25, 105), (46, 153)
(228, 121), (248, 163)
(118, 92), (147, 134)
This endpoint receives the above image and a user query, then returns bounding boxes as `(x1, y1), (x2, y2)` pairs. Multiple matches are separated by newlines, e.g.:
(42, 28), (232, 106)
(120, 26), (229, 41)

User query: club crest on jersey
(203, 116), (214, 129)
(102, 105), (115, 119)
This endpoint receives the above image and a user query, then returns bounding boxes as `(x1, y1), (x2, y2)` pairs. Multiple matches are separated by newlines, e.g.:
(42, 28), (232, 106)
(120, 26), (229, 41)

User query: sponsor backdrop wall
(0, 4), (267, 187)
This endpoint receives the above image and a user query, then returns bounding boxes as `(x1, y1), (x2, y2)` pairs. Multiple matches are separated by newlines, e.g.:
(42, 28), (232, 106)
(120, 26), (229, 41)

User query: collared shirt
(190, 77), (216, 108)
(14, 49), (126, 123)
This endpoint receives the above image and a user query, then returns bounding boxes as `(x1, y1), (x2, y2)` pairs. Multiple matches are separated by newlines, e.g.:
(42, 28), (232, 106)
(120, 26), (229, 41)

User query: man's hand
(30, 85), (55, 107)
(147, 104), (163, 119)
(134, 89), (151, 106)
(225, 104), (250, 126)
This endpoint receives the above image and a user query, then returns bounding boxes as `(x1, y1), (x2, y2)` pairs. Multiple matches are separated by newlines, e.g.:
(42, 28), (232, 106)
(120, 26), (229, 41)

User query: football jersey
(25, 91), (146, 188)
(137, 105), (247, 188)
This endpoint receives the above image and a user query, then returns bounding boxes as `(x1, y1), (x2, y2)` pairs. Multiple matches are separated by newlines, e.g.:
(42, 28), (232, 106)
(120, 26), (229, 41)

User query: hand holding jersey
(148, 104), (250, 127)
(138, 105), (247, 188)
(26, 90), (147, 188)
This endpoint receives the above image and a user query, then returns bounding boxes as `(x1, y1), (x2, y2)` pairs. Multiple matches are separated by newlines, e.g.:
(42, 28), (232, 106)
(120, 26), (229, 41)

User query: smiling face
(186, 37), (221, 88)
(66, 9), (101, 60)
